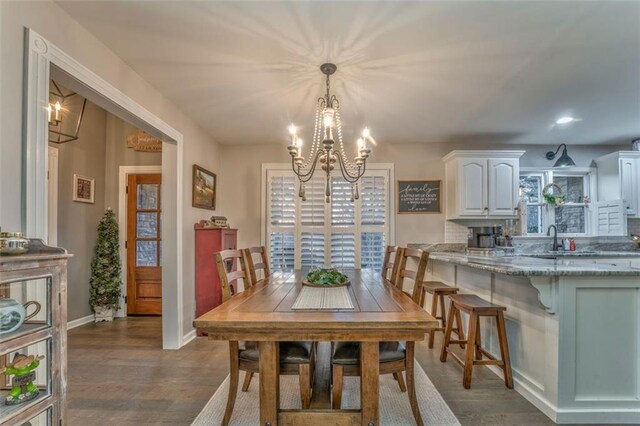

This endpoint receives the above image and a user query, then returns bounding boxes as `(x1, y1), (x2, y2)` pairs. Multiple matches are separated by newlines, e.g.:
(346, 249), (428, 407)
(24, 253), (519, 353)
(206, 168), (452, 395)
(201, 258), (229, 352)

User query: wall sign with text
(397, 180), (442, 214)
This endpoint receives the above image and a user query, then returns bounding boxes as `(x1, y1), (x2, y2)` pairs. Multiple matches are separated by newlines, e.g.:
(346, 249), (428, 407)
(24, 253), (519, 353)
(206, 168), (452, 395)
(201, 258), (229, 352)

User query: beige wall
(220, 142), (626, 248)
(0, 1), (220, 336)
(52, 101), (107, 321)
(104, 114), (162, 212)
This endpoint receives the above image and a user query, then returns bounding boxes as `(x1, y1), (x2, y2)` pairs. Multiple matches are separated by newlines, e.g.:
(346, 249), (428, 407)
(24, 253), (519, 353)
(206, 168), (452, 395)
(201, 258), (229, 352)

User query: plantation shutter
(264, 167), (391, 269)
(360, 175), (387, 270)
(330, 233), (356, 268)
(270, 176), (295, 227)
(301, 178), (324, 226)
(269, 175), (295, 270)
(331, 178), (355, 226)
(301, 233), (325, 267)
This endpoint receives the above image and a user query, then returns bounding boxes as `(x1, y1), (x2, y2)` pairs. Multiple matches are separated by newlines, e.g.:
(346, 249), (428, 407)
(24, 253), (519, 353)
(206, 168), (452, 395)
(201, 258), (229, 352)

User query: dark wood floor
(68, 316), (554, 425)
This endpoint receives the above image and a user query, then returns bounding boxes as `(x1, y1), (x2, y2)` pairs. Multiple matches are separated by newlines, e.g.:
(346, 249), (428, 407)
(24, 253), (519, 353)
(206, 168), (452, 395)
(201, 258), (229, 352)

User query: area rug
(192, 361), (460, 425)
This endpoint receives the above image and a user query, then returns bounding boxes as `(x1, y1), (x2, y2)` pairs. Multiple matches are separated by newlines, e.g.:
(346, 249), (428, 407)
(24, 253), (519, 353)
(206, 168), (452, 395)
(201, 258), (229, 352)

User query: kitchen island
(424, 251), (640, 424)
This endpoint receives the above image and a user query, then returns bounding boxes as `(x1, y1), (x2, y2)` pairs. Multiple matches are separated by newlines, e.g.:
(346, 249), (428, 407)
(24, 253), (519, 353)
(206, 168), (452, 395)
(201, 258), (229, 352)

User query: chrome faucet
(547, 225), (561, 251)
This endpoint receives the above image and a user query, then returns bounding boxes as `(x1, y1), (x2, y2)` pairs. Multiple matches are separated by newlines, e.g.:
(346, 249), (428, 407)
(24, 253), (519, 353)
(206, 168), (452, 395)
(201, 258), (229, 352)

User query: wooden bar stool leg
(439, 301), (456, 362)
(496, 311), (514, 389)
(463, 313), (478, 389)
(454, 306), (466, 349)
(474, 315), (482, 360)
(428, 292), (439, 348)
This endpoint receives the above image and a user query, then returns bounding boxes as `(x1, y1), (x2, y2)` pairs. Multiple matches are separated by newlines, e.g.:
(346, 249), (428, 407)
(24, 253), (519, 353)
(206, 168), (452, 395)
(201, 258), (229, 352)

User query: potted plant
(89, 209), (122, 322)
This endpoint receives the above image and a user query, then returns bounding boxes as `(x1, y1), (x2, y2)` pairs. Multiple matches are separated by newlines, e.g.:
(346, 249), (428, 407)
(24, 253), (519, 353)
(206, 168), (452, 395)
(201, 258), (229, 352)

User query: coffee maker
(467, 226), (502, 249)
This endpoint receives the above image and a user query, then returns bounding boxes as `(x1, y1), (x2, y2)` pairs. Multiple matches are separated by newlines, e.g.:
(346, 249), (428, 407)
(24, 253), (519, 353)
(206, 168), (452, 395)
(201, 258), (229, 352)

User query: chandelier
(287, 63), (373, 203)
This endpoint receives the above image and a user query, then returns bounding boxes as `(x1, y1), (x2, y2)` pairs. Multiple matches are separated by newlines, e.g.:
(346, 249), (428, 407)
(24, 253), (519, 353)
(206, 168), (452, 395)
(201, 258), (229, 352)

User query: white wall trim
(47, 146), (59, 246)
(67, 314), (95, 330)
(116, 165), (162, 317)
(23, 28), (184, 349)
(182, 330), (197, 346)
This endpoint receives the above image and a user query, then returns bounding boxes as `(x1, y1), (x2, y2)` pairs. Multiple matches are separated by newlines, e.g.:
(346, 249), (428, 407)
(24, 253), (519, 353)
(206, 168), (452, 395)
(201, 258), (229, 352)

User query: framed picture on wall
(72, 174), (95, 204)
(192, 164), (216, 210)
(397, 180), (442, 213)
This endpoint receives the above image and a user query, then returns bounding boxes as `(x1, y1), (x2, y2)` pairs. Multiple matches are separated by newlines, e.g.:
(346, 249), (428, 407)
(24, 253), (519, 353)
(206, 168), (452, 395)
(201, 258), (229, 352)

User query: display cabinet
(0, 239), (69, 426)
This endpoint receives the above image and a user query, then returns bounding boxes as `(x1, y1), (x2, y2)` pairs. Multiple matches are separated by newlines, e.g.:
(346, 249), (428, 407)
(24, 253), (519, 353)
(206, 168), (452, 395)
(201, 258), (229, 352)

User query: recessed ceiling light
(555, 116), (576, 125)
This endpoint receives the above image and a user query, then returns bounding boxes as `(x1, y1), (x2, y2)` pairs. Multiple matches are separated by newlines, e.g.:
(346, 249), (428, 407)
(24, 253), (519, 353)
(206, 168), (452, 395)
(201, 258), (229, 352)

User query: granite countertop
(521, 250), (640, 258)
(428, 252), (640, 276)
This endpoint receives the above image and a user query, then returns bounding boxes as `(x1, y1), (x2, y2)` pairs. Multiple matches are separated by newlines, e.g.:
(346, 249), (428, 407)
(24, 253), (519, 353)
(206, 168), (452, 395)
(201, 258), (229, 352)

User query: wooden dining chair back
(214, 249), (249, 302)
(381, 245), (403, 285)
(243, 246), (271, 286)
(396, 248), (429, 304)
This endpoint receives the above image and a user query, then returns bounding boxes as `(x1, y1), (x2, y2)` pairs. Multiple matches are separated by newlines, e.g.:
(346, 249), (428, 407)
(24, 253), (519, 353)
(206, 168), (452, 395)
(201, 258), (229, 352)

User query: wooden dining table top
(193, 268), (438, 342)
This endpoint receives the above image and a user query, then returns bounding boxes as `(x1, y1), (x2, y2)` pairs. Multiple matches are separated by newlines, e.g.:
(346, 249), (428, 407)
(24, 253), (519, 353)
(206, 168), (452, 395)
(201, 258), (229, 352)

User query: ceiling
(56, 1), (640, 146)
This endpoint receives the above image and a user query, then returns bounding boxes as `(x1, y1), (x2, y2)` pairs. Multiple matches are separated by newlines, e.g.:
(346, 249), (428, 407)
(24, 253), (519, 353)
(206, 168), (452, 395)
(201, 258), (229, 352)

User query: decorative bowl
(304, 267), (350, 287)
(302, 280), (351, 288)
(0, 232), (29, 255)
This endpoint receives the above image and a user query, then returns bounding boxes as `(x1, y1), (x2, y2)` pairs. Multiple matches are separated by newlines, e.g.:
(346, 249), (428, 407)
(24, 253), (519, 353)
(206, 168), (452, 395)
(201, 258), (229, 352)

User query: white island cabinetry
(425, 252), (640, 424)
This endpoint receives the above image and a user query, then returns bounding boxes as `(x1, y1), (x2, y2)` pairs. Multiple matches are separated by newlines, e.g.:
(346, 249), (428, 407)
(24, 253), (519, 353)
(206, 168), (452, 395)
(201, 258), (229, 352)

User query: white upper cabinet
(595, 152), (640, 217)
(444, 150), (524, 220)
(459, 159), (487, 216)
(488, 159), (520, 216)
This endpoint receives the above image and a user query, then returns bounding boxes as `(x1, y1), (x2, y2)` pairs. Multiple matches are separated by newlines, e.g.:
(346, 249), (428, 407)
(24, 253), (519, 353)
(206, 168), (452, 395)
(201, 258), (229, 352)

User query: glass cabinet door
(0, 278), (51, 343)
(0, 338), (52, 423)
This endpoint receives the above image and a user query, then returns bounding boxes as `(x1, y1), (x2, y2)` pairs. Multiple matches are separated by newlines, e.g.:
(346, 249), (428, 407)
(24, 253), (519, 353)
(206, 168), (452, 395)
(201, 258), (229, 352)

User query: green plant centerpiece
(304, 268), (350, 287)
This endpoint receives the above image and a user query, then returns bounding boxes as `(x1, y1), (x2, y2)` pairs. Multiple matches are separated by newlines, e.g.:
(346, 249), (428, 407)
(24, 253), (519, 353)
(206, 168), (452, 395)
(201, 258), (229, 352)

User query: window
(519, 169), (593, 236)
(263, 165), (393, 270)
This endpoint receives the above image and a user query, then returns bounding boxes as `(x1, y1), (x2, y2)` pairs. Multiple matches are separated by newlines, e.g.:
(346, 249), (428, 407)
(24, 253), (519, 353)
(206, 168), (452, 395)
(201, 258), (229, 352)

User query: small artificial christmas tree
(89, 208), (122, 321)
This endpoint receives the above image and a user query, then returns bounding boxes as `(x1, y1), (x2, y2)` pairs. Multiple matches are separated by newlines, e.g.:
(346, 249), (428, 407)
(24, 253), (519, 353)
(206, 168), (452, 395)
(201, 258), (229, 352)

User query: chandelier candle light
(287, 63), (373, 203)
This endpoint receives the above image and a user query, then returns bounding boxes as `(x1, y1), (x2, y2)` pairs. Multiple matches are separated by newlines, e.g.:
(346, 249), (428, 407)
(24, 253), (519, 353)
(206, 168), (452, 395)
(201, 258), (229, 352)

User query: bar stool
(420, 281), (465, 349)
(439, 294), (513, 389)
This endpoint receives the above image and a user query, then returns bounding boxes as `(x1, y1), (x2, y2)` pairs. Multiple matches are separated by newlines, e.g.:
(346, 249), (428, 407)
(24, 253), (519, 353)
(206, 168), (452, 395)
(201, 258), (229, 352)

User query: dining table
(193, 268), (438, 426)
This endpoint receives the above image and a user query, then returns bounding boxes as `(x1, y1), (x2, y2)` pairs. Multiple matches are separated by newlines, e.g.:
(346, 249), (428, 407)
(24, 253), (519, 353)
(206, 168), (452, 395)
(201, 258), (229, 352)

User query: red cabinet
(194, 226), (237, 324)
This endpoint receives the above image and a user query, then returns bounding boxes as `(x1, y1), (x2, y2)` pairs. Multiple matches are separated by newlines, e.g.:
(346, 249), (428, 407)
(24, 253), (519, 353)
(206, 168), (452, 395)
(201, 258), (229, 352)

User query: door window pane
(137, 212), (158, 238)
(137, 184), (159, 209)
(137, 240), (158, 266)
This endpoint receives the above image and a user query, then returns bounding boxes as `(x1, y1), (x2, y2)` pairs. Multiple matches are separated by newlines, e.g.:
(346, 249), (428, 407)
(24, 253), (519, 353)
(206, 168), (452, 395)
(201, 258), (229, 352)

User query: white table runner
(291, 286), (355, 310)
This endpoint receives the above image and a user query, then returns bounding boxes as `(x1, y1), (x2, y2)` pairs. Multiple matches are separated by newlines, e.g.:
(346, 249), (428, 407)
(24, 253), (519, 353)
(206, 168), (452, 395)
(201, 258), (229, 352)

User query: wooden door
(458, 159), (487, 216)
(127, 174), (162, 315)
(488, 158), (519, 216)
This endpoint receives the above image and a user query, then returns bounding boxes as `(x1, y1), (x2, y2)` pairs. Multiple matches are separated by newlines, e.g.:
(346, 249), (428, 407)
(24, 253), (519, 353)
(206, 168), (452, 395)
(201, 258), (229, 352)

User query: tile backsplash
(629, 219), (640, 235)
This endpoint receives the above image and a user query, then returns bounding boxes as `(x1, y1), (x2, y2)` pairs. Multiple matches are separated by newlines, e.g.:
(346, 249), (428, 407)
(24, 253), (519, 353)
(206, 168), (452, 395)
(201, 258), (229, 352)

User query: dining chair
(242, 246), (271, 286)
(331, 247), (429, 425)
(214, 249), (314, 425)
(381, 245), (403, 285)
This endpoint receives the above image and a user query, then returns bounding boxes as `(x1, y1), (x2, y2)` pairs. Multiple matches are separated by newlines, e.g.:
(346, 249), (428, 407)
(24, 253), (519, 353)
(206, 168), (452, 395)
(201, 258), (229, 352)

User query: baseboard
(67, 314), (94, 330)
(182, 329), (197, 346)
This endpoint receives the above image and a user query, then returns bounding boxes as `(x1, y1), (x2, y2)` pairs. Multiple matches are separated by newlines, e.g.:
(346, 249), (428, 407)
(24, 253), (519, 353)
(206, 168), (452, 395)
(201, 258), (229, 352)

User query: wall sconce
(545, 143), (576, 167)
(48, 80), (87, 144)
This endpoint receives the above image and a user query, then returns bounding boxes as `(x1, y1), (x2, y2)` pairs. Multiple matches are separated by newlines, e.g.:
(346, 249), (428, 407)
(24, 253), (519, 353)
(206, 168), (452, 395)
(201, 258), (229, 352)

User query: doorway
(25, 28), (185, 349)
(126, 173), (162, 315)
